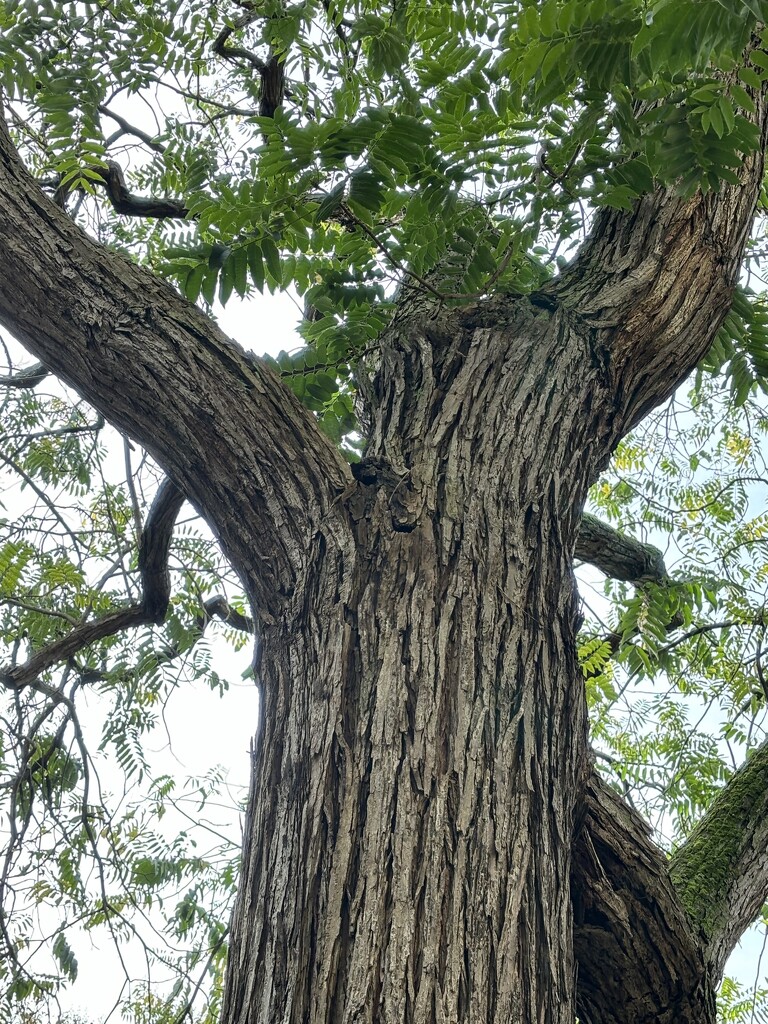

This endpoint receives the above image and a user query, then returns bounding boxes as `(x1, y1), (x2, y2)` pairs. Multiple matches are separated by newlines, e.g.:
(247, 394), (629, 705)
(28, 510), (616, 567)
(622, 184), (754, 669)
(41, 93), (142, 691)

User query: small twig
(339, 204), (446, 301)
(123, 436), (144, 542)
(0, 596), (78, 626)
(0, 450), (84, 556)
(99, 104), (166, 153)
(171, 928), (229, 1024)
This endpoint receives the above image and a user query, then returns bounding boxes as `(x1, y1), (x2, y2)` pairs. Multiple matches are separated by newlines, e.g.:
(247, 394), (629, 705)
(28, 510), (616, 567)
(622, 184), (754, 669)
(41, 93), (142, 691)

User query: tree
(2, 1), (768, 1022)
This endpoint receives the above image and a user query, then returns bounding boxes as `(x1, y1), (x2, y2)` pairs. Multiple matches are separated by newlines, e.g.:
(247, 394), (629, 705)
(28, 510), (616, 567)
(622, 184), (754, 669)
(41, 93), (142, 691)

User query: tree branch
(213, 11), (286, 119)
(0, 360), (49, 388)
(0, 109), (350, 618)
(576, 512), (667, 584)
(213, 10), (267, 74)
(669, 738), (768, 977)
(551, 51), (768, 435)
(199, 594), (254, 635)
(98, 104), (167, 154)
(0, 478), (185, 689)
(573, 771), (713, 1024)
(86, 161), (188, 219)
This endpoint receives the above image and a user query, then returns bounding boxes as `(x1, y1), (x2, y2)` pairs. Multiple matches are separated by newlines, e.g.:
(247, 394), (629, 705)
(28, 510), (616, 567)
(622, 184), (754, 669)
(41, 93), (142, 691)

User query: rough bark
(0, 61), (768, 1024)
(572, 773), (713, 1024)
(224, 297), (608, 1024)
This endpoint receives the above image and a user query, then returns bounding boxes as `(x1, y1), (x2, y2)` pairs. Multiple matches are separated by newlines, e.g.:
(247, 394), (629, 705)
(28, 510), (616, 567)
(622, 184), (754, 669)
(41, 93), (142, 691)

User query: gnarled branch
(89, 161), (188, 219)
(213, 10), (286, 119)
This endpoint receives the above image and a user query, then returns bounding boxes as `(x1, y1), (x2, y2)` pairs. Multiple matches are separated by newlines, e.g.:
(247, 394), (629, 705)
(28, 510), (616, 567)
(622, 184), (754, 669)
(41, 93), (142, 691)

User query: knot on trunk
(351, 456), (419, 531)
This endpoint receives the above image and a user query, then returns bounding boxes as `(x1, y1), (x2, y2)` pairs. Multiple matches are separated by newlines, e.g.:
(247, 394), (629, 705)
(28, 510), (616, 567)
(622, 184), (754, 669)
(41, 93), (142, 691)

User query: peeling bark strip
(1, 59), (768, 1024)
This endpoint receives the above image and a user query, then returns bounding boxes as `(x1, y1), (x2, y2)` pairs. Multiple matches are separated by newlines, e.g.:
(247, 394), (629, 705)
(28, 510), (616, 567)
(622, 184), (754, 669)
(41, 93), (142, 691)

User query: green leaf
(348, 169), (386, 212)
(52, 933), (78, 982)
(200, 265), (218, 305)
(315, 181), (346, 221)
(739, 66), (762, 90)
(247, 241), (265, 292)
(730, 82), (756, 112)
(232, 245), (249, 298)
(261, 237), (282, 285)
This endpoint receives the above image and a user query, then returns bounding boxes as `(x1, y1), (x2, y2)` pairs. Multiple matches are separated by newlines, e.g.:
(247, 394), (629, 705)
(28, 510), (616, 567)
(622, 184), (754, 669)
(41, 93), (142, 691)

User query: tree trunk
(223, 297), (619, 1024)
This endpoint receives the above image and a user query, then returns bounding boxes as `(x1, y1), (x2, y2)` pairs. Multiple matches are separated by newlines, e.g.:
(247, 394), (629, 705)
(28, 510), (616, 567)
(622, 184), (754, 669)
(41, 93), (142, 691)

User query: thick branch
(0, 110), (350, 616)
(573, 771), (713, 1024)
(0, 478), (185, 689)
(669, 739), (768, 977)
(551, 56), (768, 435)
(213, 11), (267, 74)
(0, 360), (49, 388)
(90, 161), (188, 219)
(576, 512), (667, 584)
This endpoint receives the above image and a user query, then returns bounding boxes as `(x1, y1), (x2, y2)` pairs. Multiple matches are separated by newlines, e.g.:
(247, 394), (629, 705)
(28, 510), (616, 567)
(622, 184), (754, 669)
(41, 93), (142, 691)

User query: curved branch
(0, 478), (185, 689)
(99, 104), (166, 154)
(138, 478), (186, 620)
(89, 161), (188, 219)
(213, 10), (266, 74)
(669, 739), (768, 977)
(0, 110), (351, 616)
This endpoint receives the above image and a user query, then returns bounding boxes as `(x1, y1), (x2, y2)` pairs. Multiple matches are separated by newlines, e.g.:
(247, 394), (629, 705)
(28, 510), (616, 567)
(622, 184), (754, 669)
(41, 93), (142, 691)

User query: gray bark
(573, 773), (713, 1024)
(576, 513), (667, 584)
